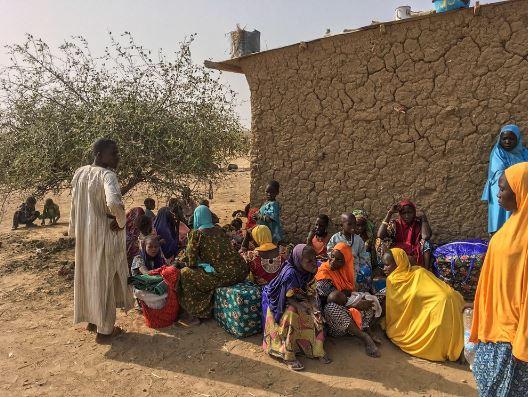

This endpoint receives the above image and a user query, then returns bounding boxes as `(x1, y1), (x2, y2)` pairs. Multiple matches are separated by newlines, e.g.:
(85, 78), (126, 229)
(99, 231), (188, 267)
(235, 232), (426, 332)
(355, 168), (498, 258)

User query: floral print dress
(178, 227), (248, 318)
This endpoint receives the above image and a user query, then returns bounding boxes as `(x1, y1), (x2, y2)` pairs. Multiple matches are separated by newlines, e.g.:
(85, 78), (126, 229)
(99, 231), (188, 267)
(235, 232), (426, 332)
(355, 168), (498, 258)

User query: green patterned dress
(178, 227), (248, 318)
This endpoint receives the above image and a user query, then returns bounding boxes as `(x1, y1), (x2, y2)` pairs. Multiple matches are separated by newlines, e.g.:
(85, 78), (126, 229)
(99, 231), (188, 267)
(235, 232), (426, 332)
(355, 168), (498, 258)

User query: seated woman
(242, 225), (285, 286)
(131, 236), (165, 276)
(306, 214), (331, 258)
(382, 248), (465, 362)
(125, 207), (145, 265)
(316, 242), (381, 358)
(471, 162), (528, 396)
(153, 201), (180, 260)
(376, 200), (432, 269)
(481, 124), (528, 235)
(262, 244), (330, 371)
(178, 205), (248, 322)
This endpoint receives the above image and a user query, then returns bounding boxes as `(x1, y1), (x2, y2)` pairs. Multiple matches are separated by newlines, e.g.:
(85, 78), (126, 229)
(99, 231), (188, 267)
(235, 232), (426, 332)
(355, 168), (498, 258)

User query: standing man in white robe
(69, 138), (133, 343)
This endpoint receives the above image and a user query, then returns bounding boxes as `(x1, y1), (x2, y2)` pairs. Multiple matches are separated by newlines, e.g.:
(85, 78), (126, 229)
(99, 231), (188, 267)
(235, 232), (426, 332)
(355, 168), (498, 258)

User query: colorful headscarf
(126, 207), (145, 264)
(252, 225), (277, 252)
(352, 209), (375, 240)
(193, 205), (214, 230)
(262, 244), (313, 323)
(393, 200), (423, 265)
(315, 242), (356, 291)
(471, 162), (528, 361)
(483, 125), (528, 198)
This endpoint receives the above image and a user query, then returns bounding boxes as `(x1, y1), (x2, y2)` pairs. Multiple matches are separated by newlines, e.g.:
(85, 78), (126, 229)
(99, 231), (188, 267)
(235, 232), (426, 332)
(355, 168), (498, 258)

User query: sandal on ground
(86, 323), (97, 333)
(177, 313), (201, 327)
(286, 360), (305, 371)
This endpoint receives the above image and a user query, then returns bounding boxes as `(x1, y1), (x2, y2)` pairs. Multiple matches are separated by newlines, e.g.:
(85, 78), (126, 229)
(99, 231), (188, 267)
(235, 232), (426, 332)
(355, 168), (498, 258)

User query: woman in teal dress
(482, 124), (528, 234)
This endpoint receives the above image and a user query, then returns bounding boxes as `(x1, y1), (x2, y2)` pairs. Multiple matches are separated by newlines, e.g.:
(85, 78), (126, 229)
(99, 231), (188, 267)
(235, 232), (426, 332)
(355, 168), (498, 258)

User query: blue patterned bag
(433, 239), (488, 301)
(213, 281), (262, 338)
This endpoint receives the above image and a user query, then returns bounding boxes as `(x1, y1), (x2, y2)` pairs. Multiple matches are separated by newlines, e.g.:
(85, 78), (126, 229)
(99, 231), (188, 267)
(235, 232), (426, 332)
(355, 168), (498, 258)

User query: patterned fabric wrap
(433, 0), (470, 13)
(214, 281), (262, 338)
(140, 265), (180, 329)
(262, 306), (325, 361)
(433, 239), (488, 301)
(473, 342), (528, 397)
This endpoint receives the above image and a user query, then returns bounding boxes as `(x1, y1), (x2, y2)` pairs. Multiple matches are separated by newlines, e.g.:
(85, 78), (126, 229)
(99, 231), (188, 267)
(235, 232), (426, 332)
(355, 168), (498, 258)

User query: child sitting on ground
(223, 218), (244, 251)
(12, 197), (40, 230)
(254, 181), (284, 244)
(40, 198), (60, 225)
(144, 198), (156, 220)
(306, 214), (331, 259)
(131, 236), (165, 276)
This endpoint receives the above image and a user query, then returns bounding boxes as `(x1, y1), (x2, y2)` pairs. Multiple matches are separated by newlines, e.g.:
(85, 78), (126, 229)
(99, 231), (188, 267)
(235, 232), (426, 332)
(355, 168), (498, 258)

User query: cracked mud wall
(239, 1), (528, 243)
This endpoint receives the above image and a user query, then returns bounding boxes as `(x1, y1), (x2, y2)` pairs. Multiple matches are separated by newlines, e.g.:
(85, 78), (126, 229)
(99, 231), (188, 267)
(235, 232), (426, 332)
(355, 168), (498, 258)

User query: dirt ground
(0, 158), (477, 397)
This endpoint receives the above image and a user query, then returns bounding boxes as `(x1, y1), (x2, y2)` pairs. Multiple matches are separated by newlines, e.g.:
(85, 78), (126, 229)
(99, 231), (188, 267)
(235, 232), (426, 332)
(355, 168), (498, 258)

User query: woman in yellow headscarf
(470, 162), (528, 397)
(241, 225), (286, 285)
(381, 248), (465, 361)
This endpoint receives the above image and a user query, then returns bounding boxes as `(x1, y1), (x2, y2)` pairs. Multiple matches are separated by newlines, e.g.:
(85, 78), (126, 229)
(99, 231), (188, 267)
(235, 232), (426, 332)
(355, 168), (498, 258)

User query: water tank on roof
(229, 26), (260, 58)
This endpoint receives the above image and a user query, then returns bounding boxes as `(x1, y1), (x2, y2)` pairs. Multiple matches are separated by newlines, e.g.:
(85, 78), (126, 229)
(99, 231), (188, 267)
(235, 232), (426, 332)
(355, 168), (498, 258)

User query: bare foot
(86, 323), (97, 333)
(319, 355), (332, 364)
(365, 339), (381, 358)
(286, 359), (304, 371)
(95, 326), (124, 344)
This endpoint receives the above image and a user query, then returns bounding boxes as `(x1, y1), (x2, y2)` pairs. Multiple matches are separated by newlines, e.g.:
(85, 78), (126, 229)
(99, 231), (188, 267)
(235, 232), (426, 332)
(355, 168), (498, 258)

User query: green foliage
(0, 33), (247, 197)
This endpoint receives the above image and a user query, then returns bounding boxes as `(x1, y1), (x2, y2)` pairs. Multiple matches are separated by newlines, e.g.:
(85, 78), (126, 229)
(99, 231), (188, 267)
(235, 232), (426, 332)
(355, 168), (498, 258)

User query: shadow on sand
(104, 321), (475, 397)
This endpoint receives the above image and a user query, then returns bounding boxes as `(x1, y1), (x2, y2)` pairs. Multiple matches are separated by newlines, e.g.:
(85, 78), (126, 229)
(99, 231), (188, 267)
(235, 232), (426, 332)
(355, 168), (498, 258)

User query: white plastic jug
(463, 308), (476, 370)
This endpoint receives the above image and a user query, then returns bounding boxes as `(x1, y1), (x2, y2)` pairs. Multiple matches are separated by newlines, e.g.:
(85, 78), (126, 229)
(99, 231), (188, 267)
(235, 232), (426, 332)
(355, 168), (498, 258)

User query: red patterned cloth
(140, 265), (180, 328)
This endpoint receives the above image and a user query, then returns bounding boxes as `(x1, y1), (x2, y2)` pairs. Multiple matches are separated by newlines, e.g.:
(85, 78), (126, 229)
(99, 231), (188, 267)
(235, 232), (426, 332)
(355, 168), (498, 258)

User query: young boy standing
(144, 198), (156, 220)
(254, 180), (284, 244)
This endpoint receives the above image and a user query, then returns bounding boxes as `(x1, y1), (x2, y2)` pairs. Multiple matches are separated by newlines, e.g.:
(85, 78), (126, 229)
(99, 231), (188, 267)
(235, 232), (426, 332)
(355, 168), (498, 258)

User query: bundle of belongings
(128, 265), (180, 328)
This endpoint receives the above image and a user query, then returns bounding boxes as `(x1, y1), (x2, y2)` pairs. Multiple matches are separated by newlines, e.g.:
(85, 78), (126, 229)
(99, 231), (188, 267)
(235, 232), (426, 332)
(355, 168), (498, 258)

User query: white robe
(69, 165), (133, 334)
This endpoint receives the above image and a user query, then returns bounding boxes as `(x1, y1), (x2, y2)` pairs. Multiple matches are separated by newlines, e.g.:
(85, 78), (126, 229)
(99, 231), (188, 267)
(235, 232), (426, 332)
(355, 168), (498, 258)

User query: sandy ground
(0, 158), (477, 397)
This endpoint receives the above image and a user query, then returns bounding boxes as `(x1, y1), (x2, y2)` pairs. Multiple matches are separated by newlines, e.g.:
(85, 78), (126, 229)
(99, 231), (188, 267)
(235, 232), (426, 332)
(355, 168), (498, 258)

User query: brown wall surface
(238, 0), (528, 243)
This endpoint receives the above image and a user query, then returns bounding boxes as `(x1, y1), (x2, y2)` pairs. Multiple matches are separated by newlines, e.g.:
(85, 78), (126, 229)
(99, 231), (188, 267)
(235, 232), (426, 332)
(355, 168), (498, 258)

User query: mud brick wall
(238, 1), (528, 243)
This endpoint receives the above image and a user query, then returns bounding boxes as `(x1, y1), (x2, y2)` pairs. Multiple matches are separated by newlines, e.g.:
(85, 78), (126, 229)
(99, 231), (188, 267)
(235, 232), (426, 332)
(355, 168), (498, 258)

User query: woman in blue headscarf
(178, 205), (248, 322)
(262, 244), (330, 371)
(482, 124), (528, 234)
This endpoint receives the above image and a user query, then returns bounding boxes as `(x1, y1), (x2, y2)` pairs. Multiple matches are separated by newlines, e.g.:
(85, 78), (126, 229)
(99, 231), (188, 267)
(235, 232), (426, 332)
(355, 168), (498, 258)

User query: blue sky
(0, 1), (486, 126)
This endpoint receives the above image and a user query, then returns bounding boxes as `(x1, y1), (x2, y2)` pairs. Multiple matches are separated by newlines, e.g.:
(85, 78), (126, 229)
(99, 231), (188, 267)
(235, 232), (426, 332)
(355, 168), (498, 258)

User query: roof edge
(205, 0), (521, 74)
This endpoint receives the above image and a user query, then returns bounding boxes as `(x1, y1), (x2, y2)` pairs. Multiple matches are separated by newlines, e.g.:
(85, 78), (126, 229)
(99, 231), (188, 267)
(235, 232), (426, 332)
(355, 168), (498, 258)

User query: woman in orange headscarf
(470, 162), (528, 397)
(316, 242), (382, 357)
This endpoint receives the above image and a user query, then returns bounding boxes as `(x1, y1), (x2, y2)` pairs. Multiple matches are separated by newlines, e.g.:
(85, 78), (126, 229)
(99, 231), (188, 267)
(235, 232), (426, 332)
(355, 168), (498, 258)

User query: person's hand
(417, 211), (428, 222)
(353, 299), (374, 311)
(110, 219), (122, 232)
(388, 204), (400, 216)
